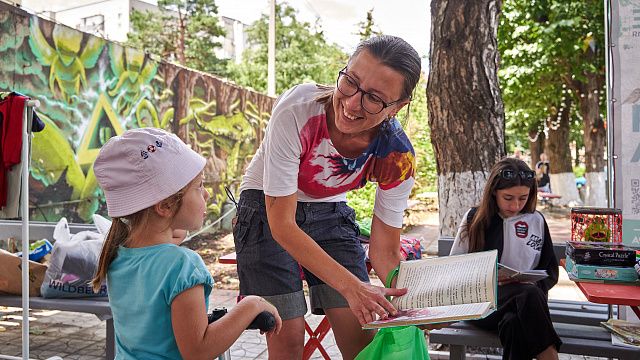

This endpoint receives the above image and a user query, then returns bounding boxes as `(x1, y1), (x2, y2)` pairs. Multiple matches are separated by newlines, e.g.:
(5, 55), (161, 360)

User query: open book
(498, 263), (548, 283)
(364, 250), (498, 329)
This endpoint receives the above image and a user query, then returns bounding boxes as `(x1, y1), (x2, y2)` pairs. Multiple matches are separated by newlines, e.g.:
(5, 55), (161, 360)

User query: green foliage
(356, 8), (383, 41)
(406, 77), (436, 192)
(127, 0), (228, 75)
(499, 0), (605, 151)
(347, 182), (377, 221)
(226, 3), (348, 93)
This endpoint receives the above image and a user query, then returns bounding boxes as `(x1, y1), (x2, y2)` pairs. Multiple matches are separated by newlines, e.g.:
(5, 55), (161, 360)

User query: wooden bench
(538, 192), (562, 207)
(433, 237), (640, 359)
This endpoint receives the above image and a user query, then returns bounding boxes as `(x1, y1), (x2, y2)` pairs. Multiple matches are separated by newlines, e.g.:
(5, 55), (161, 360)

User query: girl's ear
(154, 200), (174, 218)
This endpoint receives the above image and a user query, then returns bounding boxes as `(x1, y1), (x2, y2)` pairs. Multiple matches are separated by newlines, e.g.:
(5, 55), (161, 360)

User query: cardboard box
(565, 256), (639, 282)
(0, 249), (47, 296)
(565, 241), (637, 267)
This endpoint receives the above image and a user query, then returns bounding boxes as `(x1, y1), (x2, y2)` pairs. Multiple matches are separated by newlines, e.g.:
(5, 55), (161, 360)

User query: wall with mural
(0, 3), (274, 223)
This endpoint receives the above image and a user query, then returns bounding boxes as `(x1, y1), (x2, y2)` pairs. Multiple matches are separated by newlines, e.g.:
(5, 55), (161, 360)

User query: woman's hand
(342, 281), (408, 326)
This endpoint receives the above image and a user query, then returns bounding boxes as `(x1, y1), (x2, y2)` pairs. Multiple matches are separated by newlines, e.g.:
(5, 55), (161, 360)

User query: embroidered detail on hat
(147, 145), (156, 152)
(156, 140), (163, 147)
(141, 150), (149, 159)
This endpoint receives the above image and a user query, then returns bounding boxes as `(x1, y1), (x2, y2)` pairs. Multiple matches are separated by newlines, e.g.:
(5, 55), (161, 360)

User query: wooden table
(561, 259), (640, 319)
(219, 252), (332, 360)
(574, 281), (640, 318)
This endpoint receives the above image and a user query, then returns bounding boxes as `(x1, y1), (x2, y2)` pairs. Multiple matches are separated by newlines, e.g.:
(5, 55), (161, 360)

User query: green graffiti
(108, 44), (158, 119)
(29, 17), (104, 103)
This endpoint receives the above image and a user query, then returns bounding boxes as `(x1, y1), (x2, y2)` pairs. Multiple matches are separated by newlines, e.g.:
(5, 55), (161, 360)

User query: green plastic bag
(355, 265), (430, 360)
(354, 325), (430, 360)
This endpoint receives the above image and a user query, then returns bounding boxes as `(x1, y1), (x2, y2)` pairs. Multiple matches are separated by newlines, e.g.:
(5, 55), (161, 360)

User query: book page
(392, 250), (497, 310)
(498, 263), (547, 282)
(364, 302), (492, 329)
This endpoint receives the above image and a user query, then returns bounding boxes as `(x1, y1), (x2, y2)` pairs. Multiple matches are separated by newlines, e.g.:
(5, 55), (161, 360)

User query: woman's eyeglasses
(336, 67), (405, 114)
(500, 169), (535, 180)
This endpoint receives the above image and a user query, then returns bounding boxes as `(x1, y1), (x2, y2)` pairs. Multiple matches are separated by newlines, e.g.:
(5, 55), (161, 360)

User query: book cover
(498, 263), (548, 283)
(565, 256), (638, 282)
(601, 319), (640, 346)
(363, 250), (498, 329)
(565, 241), (636, 267)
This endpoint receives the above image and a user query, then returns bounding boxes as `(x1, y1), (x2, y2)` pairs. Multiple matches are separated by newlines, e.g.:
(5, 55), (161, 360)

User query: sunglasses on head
(499, 169), (535, 180)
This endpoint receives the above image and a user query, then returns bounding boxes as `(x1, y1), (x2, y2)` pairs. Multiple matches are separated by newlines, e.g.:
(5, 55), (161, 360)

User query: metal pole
(604, 0), (615, 208)
(267, 0), (276, 96)
(603, 0), (615, 320)
(20, 99), (39, 359)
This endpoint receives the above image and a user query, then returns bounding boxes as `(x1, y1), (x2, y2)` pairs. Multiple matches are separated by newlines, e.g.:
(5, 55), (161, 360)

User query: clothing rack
(0, 98), (39, 360)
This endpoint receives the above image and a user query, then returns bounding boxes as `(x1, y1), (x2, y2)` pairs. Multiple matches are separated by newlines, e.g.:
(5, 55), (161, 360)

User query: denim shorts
(233, 189), (369, 320)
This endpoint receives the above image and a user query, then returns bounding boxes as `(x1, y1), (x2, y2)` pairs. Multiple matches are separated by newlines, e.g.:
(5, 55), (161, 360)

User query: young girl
(91, 128), (281, 359)
(450, 157), (561, 360)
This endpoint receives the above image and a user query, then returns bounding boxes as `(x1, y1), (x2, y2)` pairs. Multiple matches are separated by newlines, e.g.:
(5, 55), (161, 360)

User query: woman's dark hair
(465, 157), (538, 252)
(316, 35), (422, 104)
(352, 35), (421, 100)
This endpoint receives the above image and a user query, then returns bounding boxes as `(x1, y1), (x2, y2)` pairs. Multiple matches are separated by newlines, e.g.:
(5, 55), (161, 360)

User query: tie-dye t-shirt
(240, 83), (415, 227)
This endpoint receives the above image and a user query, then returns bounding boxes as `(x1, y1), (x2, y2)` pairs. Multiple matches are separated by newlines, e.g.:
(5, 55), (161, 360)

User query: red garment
(0, 95), (26, 207)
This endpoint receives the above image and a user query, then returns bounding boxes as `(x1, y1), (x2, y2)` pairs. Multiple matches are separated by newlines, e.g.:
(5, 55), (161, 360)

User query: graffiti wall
(0, 4), (274, 223)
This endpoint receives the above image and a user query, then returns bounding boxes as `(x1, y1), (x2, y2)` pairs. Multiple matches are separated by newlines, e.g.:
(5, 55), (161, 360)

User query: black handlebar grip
(247, 311), (276, 332)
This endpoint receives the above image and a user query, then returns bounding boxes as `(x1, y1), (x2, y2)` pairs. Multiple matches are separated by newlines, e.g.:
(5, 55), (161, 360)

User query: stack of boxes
(566, 207), (639, 283)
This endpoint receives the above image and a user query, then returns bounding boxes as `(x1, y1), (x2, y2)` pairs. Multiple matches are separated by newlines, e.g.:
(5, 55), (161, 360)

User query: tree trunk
(529, 129), (545, 170)
(574, 73), (607, 206)
(545, 98), (581, 206)
(427, 0), (505, 237)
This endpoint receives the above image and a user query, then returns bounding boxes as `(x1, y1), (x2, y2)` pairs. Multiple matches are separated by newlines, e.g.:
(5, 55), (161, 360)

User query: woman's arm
(172, 286), (282, 360)
(368, 214), (403, 287)
(265, 193), (406, 325)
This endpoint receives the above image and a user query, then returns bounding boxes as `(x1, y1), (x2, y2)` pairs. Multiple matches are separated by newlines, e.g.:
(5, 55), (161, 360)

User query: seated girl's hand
(254, 296), (282, 336)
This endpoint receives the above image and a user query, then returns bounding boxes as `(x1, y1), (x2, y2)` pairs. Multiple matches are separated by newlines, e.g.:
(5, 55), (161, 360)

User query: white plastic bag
(40, 215), (111, 298)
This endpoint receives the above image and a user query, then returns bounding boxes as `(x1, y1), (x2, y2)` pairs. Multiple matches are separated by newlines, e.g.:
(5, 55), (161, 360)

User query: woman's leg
(265, 317), (306, 360)
(325, 307), (376, 359)
(234, 190), (308, 359)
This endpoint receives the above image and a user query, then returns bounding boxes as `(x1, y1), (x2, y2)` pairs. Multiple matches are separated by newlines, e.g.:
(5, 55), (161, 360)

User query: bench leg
(449, 344), (466, 360)
(106, 318), (115, 360)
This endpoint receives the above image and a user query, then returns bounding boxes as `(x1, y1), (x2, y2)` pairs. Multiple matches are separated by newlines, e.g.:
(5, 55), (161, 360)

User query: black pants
(471, 283), (562, 360)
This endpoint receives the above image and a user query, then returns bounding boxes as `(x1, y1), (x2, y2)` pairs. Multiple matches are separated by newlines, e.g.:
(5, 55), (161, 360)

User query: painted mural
(0, 4), (274, 223)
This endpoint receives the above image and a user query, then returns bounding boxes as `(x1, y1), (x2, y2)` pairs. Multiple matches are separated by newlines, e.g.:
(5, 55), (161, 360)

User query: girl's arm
(171, 286), (281, 360)
(368, 214), (403, 288)
(265, 193), (407, 326)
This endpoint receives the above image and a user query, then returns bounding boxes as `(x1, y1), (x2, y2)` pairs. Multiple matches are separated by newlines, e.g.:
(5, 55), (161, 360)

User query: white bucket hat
(93, 128), (206, 218)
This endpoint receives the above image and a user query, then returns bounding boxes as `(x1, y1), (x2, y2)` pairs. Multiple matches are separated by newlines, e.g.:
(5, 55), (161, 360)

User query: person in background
(536, 152), (551, 193)
(233, 35), (421, 359)
(91, 128), (281, 359)
(450, 157), (560, 360)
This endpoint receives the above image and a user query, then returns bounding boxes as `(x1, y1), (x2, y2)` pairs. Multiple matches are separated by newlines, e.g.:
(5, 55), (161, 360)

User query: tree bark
(567, 73), (607, 206)
(427, 0), (505, 237)
(529, 129), (545, 170)
(545, 98), (581, 205)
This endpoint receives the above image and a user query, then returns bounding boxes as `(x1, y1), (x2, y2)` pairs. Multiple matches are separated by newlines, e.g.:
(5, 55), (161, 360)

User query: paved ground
(0, 208), (603, 359)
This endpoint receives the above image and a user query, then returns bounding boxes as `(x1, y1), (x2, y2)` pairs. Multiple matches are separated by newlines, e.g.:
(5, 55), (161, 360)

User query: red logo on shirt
(514, 221), (528, 238)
